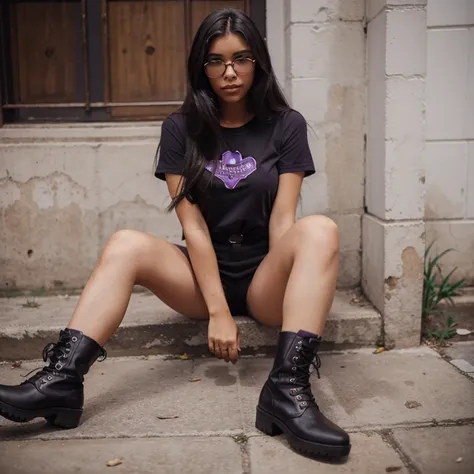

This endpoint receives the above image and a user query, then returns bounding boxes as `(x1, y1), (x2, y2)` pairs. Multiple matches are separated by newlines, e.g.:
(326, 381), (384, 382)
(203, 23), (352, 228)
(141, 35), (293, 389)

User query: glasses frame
(204, 58), (256, 79)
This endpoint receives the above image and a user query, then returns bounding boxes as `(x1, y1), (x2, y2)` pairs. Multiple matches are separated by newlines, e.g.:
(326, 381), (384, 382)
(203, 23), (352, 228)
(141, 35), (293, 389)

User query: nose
(223, 62), (237, 80)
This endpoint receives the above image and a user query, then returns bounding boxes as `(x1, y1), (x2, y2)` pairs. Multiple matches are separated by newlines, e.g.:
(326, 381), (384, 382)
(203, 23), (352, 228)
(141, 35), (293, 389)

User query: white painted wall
(425, 0), (474, 285)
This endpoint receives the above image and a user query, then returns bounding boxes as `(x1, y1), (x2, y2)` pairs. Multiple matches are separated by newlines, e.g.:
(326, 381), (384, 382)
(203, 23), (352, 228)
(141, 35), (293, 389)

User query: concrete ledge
(0, 290), (382, 361)
(0, 122), (162, 143)
(436, 287), (474, 319)
(425, 287), (474, 342)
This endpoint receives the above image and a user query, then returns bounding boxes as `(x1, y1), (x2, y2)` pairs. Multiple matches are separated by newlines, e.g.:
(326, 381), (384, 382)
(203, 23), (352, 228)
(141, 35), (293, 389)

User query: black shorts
(175, 240), (269, 316)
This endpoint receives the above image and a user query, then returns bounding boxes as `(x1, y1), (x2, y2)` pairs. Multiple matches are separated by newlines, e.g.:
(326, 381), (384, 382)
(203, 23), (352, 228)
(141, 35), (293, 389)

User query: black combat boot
(256, 330), (351, 458)
(0, 328), (106, 429)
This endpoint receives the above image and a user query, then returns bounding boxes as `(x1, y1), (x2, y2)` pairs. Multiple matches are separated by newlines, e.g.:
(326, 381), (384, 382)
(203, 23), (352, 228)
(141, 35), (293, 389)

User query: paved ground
(0, 345), (473, 473)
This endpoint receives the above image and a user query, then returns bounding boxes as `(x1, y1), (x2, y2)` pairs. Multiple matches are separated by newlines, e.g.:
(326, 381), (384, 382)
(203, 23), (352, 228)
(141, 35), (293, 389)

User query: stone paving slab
(1, 347), (474, 473)
(238, 348), (474, 433)
(247, 433), (409, 474)
(0, 437), (243, 474)
(443, 341), (474, 367)
(1, 348), (473, 442)
(0, 357), (243, 440)
(0, 291), (382, 360)
(392, 425), (474, 474)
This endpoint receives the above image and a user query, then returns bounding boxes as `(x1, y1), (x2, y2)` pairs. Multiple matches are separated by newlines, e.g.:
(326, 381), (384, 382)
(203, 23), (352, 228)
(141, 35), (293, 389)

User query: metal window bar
(81, 0), (91, 111)
(0, 0), (260, 116)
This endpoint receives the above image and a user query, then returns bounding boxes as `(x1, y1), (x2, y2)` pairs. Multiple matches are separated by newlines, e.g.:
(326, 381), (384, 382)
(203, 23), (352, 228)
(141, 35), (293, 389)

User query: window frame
(0, 0), (266, 125)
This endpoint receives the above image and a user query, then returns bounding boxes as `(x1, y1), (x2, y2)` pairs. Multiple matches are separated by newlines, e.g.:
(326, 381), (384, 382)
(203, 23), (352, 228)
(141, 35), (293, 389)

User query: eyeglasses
(204, 57), (256, 78)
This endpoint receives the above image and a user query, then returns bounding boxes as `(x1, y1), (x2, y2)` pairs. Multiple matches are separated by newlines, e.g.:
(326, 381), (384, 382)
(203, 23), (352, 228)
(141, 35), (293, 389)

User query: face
(205, 33), (255, 105)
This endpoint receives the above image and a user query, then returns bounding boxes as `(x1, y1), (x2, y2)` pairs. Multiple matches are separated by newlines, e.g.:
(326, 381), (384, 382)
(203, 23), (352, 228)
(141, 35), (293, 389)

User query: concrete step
(436, 287), (474, 319)
(0, 290), (382, 361)
(427, 287), (474, 341)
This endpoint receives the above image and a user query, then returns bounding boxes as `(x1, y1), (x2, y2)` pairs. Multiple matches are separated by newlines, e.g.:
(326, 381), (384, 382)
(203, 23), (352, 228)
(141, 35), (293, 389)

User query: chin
(219, 93), (246, 104)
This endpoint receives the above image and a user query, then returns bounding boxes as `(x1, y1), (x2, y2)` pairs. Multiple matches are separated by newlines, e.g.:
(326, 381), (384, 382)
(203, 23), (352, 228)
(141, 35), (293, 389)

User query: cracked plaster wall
(0, 133), (182, 290)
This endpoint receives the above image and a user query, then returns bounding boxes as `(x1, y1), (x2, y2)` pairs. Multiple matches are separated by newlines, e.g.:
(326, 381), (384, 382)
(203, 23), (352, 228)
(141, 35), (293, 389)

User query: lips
(222, 85), (242, 91)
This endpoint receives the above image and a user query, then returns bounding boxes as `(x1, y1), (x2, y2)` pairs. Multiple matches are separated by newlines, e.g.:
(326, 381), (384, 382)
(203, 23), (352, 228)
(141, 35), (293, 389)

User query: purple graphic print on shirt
(205, 150), (257, 190)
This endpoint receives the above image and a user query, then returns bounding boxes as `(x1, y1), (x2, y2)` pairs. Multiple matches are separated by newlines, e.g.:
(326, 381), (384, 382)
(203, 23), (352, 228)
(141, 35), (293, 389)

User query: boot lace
(288, 340), (322, 408)
(21, 331), (107, 382)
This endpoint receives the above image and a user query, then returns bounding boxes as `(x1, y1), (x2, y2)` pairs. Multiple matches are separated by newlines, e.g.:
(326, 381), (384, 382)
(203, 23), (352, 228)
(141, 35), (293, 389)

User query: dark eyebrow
(233, 49), (253, 57)
(207, 49), (253, 59)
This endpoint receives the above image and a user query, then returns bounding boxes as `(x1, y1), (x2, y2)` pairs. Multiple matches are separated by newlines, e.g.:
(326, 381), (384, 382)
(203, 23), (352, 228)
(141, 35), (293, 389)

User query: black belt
(211, 232), (269, 248)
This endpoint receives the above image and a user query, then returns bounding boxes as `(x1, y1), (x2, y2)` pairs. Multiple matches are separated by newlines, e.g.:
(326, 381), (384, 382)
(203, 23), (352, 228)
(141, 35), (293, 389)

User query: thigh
(246, 216), (339, 326)
(123, 231), (208, 319)
(246, 234), (294, 327)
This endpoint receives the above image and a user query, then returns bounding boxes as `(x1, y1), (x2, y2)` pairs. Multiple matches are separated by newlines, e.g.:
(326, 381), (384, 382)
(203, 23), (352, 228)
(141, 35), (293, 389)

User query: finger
(221, 347), (230, 363)
(214, 344), (223, 359)
(208, 339), (215, 354)
(229, 346), (239, 364)
(237, 332), (241, 352)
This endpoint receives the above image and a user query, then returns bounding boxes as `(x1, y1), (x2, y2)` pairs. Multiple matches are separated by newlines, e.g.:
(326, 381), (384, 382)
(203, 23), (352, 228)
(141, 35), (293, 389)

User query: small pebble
(456, 457), (463, 463)
(405, 400), (422, 409)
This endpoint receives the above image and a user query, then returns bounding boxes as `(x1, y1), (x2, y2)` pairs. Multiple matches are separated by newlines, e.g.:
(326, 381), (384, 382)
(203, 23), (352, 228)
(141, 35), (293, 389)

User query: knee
(101, 229), (150, 265)
(295, 215), (339, 254)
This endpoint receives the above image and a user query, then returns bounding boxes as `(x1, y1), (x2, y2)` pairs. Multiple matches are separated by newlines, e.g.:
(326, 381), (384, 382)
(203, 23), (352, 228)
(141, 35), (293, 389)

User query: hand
(208, 313), (241, 364)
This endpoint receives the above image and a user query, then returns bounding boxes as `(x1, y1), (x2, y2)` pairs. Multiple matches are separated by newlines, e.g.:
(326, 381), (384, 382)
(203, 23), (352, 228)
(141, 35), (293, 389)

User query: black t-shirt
(155, 109), (315, 242)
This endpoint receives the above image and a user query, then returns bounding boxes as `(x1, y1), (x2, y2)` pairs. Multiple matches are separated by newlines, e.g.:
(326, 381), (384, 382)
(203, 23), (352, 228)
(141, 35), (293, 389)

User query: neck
(219, 99), (252, 126)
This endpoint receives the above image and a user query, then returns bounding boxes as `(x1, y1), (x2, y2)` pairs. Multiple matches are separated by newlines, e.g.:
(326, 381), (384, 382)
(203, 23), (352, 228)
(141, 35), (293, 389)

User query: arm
(271, 110), (315, 247)
(269, 172), (304, 249)
(165, 174), (230, 318)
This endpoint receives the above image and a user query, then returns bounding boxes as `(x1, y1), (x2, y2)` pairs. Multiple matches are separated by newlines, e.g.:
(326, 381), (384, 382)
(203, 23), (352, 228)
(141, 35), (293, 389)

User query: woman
(0, 9), (350, 459)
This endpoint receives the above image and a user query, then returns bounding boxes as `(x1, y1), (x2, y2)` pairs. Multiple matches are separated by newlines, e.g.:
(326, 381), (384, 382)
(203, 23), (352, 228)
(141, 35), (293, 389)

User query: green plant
(423, 242), (465, 318)
(426, 314), (457, 343)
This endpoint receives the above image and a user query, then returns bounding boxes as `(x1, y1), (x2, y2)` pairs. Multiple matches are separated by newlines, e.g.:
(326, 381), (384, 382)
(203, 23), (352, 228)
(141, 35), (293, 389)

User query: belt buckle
(229, 234), (243, 247)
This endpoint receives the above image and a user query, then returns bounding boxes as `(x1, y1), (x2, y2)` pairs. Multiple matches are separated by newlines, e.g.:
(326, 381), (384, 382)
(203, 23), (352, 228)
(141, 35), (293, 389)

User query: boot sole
(255, 406), (351, 458)
(0, 399), (82, 429)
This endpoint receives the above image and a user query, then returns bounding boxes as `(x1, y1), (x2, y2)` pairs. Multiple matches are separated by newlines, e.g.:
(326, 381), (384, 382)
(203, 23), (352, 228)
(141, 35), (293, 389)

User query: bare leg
(247, 215), (339, 333)
(68, 229), (208, 346)
(250, 216), (350, 459)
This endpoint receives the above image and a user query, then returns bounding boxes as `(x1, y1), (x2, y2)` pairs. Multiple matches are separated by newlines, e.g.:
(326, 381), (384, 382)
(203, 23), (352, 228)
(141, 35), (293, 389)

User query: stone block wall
(363, 0), (427, 348)
(276, 0), (367, 287)
(424, 0), (474, 285)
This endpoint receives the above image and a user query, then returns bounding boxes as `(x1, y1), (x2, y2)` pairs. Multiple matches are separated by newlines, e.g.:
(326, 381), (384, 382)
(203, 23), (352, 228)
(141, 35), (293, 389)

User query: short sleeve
(277, 110), (315, 177)
(154, 115), (186, 181)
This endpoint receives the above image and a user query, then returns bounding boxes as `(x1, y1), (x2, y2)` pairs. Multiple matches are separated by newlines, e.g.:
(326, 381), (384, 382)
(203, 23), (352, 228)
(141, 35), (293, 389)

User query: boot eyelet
(55, 362), (63, 371)
(47, 376), (53, 381)
(299, 402), (307, 408)
(291, 367), (297, 371)
(290, 389), (296, 395)
(72, 336), (78, 342)
(290, 378), (296, 383)
(296, 395), (302, 401)
(292, 356), (299, 362)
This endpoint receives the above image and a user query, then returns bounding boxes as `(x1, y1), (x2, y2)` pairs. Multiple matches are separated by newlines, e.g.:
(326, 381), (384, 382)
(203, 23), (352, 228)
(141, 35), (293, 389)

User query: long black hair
(156, 8), (290, 211)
